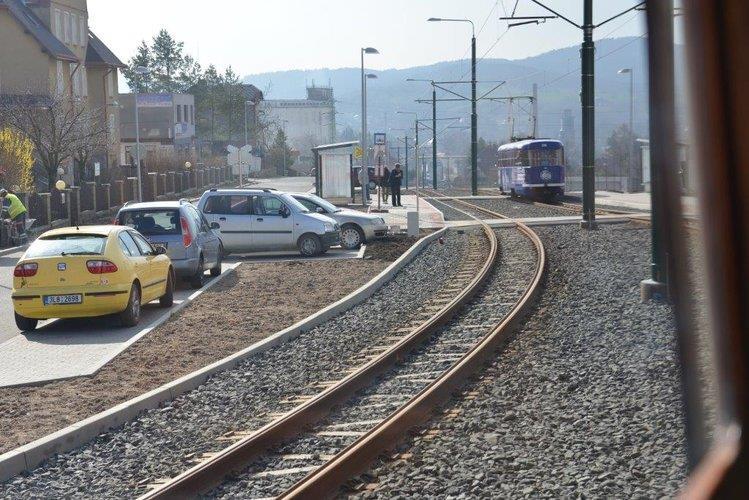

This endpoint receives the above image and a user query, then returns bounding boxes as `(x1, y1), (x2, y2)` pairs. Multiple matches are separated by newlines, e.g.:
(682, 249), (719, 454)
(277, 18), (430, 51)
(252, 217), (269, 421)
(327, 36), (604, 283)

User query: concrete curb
(0, 244), (26, 257)
(0, 228), (447, 482)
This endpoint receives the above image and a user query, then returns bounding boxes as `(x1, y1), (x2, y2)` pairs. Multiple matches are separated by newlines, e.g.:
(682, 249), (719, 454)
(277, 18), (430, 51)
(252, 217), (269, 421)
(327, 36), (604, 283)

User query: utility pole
(502, 0), (645, 229)
(580, 0), (596, 228)
(403, 137), (409, 187)
(471, 32), (478, 195)
(431, 86), (438, 188)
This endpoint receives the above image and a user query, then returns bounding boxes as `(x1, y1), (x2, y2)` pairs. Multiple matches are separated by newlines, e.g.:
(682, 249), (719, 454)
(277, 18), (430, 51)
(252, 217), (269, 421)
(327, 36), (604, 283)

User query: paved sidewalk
(0, 263), (238, 388)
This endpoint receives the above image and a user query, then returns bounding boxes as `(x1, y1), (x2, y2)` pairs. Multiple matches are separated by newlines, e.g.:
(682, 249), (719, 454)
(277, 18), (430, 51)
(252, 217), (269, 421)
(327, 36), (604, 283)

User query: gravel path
(354, 223), (688, 498)
(207, 227), (534, 499)
(0, 231), (470, 499)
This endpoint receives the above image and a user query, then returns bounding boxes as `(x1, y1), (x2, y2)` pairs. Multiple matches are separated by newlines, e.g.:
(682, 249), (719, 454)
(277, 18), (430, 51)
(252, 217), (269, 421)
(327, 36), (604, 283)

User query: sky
(88, 0), (647, 77)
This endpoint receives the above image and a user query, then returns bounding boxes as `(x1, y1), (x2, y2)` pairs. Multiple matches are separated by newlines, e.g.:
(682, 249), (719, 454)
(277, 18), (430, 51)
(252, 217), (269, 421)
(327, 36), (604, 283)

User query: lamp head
(427, 17), (442, 22)
(362, 47), (379, 54)
(618, 68), (632, 74)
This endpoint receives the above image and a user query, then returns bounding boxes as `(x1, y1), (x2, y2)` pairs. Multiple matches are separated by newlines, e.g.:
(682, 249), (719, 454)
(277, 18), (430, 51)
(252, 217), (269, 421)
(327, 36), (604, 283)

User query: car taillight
(14, 263), (38, 277)
(86, 260), (118, 274)
(180, 216), (193, 247)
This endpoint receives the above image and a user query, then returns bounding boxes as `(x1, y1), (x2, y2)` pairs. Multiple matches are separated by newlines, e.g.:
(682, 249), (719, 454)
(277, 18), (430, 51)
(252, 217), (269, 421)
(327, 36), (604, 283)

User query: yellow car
(12, 225), (174, 331)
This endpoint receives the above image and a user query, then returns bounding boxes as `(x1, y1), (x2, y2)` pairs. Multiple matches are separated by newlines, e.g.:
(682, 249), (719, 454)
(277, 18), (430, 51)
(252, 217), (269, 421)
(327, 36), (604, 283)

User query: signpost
(227, 145), (254, 186)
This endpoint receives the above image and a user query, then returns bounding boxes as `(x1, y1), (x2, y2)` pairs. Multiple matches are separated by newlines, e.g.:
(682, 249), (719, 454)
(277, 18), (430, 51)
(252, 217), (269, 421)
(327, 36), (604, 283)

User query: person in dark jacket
(390, 163), (403, 207)
(381, 166), (390, 203)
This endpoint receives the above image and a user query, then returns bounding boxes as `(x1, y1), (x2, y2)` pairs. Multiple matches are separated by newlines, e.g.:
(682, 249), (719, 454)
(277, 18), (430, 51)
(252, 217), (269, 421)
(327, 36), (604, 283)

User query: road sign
(353, 146), (363, 159)
(374, 132), (386, 145)
(227, 145), (254, 167)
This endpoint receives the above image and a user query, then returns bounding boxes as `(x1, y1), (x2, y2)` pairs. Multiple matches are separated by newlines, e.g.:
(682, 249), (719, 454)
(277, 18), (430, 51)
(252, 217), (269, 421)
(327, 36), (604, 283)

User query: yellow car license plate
(43, 294), (83, 306)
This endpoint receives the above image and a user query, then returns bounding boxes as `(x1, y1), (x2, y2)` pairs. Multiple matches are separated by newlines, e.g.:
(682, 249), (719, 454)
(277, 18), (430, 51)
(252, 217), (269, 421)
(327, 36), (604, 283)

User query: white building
(258, 85), (336, 169)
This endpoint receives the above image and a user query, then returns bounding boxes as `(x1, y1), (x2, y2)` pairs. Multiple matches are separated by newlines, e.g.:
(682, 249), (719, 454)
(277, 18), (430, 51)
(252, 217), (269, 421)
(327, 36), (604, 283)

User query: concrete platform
(362, 194), (446, 230)
(566, 190), (698, 216)
(0, 263), (239, 388)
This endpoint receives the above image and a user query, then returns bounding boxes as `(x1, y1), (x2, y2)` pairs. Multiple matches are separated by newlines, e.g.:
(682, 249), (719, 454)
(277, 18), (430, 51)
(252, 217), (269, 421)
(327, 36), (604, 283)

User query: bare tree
(0, 89), (107, 189)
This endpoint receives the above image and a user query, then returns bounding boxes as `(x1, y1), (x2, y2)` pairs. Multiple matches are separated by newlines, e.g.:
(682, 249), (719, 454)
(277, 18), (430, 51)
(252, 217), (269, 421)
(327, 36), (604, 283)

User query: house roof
(86, 31), (125, 68)
(0, 0), (78, 62)
(242, 84), (264, 102)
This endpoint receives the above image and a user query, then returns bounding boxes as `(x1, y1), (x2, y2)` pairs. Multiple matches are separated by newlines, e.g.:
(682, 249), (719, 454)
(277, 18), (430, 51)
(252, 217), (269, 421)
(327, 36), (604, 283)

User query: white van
(196, 189), (340, 257)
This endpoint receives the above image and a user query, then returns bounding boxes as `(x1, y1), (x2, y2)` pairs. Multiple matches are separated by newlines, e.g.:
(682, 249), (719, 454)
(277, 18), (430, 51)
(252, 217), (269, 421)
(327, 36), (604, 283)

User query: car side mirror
(280, 206), (290, 218)
(210, 222), (220, 229)
(154, 245), (167, 255)
(316, 206), (326, 214)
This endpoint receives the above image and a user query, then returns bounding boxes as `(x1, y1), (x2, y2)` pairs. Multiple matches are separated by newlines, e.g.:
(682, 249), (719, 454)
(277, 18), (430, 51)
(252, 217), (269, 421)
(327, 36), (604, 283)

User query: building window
(108, 72), (115, 97)
(80, 16), (86, 46)
(72, 14), (78, 45)
(56, 61), (64, 94)
(81, 66), (87, 97)
(177, 105), (182, 123)
(63, 11), (70, 43)
(54, 9), (62, 39)
(190, 105), (194, 124)
(108, 113), (116, 139)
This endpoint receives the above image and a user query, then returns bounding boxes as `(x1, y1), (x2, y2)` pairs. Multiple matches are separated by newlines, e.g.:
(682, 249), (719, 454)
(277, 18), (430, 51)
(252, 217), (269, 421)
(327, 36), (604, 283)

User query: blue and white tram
(497, 139), (566, 199)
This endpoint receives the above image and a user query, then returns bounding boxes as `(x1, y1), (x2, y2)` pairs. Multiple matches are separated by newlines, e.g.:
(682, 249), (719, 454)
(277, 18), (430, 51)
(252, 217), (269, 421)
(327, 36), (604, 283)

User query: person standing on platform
(381, 165), (390, 204)
(390, 163), (403, 207)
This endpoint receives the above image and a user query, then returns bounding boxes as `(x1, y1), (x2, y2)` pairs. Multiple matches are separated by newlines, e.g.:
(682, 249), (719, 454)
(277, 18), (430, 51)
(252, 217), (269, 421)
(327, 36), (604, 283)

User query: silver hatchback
(115, 200), (223, 288)
(291, 193), (388, 249)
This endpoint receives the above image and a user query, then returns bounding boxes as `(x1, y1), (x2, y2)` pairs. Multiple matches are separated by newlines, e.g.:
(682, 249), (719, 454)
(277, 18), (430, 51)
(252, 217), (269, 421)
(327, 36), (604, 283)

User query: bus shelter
(312, 141), (358, 203)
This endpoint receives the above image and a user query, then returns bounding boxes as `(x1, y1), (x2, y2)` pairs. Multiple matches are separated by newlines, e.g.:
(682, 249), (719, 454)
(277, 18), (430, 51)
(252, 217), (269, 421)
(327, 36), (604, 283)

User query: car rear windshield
(25, 234), (107, 258)
(119, 210), (181, 235)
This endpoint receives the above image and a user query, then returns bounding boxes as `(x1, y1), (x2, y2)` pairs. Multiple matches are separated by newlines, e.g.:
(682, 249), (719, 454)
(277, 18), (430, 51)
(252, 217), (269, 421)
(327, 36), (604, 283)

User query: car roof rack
(262, 188), (278, 192)
(178, 198), (190, 204)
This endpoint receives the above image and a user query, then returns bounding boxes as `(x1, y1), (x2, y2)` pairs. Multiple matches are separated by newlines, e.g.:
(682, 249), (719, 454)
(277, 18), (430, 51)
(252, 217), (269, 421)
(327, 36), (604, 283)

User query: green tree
(150, 29), (185, 92)
(266, 129), (294, 176)
(122, 41), (153, 92)
(601, 124), (638, 177)
(219, 67), (245, 145)
(476, 137), (499, 185)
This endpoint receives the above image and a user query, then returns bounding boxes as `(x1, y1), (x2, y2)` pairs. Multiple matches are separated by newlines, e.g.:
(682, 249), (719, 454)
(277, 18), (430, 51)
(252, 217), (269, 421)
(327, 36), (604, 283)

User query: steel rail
(280, 197), (546, 499)
(140, 218), (499, 499)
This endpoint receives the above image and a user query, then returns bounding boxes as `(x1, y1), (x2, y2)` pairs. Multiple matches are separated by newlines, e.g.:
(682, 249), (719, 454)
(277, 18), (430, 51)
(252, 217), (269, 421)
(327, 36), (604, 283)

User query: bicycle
(1, 207), (34, 247)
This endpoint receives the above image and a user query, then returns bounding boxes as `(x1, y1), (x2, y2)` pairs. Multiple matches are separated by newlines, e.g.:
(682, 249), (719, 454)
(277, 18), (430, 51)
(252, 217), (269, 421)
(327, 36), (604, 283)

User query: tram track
(139, 199), (545, 499)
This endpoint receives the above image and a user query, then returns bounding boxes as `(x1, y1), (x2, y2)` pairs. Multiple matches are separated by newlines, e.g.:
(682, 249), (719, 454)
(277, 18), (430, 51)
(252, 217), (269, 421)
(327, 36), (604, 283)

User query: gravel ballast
(207, 227), (533, 499)
(1, 232), (469, 498)
(356, 223), (688, 498)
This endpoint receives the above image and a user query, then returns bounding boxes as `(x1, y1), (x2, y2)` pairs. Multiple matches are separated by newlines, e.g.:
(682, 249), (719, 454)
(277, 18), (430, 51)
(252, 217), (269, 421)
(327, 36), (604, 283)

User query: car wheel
(298, 234), (322, 257)
(120, 283), (141, 327)
(15, 312), (37, 331)
(340, 224), (365, 250)
(159, 271), (174, 308)
(190, 256), (205, 289)
(210, 247), (223, 277)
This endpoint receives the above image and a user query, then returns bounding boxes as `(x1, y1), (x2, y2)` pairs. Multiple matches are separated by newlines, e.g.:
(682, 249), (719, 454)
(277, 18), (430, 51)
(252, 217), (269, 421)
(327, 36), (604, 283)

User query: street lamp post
(134, 66), (150, 202)
(244, 100), (255, 147)
(361, 47), (379, 205)
(618, 68), (634, 191)
(281, 119), (289, 177)
(428, 17), (477, 195)
(407, 78), (439, 189)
